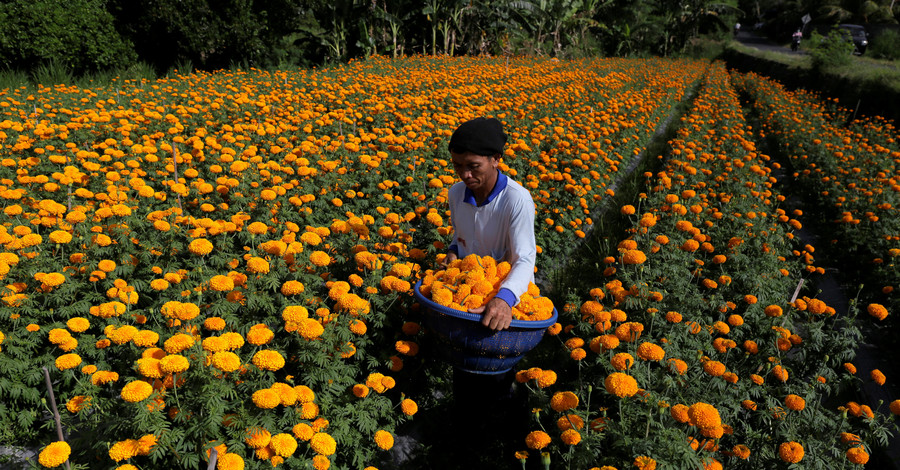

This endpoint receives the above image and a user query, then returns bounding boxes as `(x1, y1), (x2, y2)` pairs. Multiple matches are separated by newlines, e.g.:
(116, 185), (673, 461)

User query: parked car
(838, 24), (869, 54)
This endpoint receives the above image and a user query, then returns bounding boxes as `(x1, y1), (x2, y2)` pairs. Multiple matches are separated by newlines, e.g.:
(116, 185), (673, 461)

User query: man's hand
(469, 297), (512, 332)
(440, 252), (458, 268)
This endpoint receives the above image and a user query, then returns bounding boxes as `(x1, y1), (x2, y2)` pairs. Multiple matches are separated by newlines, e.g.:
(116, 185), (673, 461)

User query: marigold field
(0, 56), (897, 470)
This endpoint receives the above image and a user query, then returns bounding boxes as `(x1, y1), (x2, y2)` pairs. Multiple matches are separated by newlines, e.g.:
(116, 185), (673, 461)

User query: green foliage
(808, 28), (856, 70)
(0, 0), (136, 75)
(869, 28), (900, 60)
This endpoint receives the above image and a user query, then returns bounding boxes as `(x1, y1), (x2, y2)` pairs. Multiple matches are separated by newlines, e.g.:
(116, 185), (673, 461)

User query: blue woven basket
(414, 280), (558, 375)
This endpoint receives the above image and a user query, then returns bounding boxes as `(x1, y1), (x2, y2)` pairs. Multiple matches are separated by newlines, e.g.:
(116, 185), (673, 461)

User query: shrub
(869, 28), (900, 60)
(808, 28), (855, 70)
(0, 0), (137, 75)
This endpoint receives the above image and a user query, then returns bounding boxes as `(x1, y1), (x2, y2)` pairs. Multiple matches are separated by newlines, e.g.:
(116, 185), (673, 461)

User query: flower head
(38, 441), (70, 468)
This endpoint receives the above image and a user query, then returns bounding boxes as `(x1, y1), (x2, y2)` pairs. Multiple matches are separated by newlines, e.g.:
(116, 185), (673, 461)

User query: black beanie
(448, 117), (507, 156)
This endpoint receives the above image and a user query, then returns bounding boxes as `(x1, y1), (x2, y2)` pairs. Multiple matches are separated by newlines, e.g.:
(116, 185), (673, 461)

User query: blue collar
(463, 171), (507, 207)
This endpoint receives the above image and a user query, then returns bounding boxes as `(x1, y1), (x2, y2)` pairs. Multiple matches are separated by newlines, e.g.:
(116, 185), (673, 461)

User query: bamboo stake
(42, 367), (71, 470)
(207, 447), (218, 470)
(171, 143), (184, 212)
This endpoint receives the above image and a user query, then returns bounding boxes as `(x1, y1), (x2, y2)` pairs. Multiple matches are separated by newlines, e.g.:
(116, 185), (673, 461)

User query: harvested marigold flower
(871, 369), (886, 385)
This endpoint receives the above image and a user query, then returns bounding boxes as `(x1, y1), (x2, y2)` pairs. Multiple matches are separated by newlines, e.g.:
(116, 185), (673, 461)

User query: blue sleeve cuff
(448, 244), (459, 256)
(496, 288), (518, 308)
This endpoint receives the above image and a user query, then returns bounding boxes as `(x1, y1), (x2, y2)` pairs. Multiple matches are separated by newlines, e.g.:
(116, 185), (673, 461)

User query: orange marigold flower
(270, 433), (298, 458)
(209, 275), (234, 292)
(374, 430), (394, 450)
(281, 280), (305, 295)
(556, 414), (584, 431)
(772, 365), (789, 382)
(846, 446), (869, 464)
(633, 455), (657, 470)
(401, 398), (418, 416)
(252, 389), (280, 409)
(550, 391), (579, 412)
(216, 453), (244, 470)
(292, 423), (314, 441)
(688, 402), (721, 428)
(890, 399), (900, 415)
(670, 404), (690, 423)
(702, 361), (725, 377)
(778, 441), (804, 463)
(246, 257), (270, 274)
(785, 394), (806, 411)
(121, 380), (154, 403)
(159, 355), (190, 374)
(560, 429), (581, 445)
(732, 444), (750, 459)
(604, 372), (638, 398)
(310, 432), (336, 456)
(188, 238), (213, 256)
(38, 441), (71, 468)
(867, 303), (888, 321)
(252, 350), (285, 371)
(525, 430), (551, 450)
(636, 342), (665, 361)
(622, 249), (646, 265)
(66, 395), (91, 413)
(310, 251), (331, 267)
(55, 353), (82, 371)
(764, 305), (783, 317)
(537, 370), (557, 388)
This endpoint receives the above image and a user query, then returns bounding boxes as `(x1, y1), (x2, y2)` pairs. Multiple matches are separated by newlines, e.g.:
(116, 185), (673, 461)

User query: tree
(0, 0), (136, 74)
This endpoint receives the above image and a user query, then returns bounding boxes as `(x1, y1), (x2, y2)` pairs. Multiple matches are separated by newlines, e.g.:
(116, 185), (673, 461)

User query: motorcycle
(791, 38), (800, 51)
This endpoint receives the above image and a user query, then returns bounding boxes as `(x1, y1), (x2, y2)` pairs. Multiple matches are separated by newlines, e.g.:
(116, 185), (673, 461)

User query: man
(444, 116), (537, 332)
(435, 117), (536, 465)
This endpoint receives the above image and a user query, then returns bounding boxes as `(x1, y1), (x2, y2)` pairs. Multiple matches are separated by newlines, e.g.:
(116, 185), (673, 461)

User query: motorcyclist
(791, 29), (802, 51)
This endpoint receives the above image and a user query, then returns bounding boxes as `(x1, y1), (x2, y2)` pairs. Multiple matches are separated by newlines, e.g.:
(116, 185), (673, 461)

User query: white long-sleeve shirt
(448, 171), (536, 307)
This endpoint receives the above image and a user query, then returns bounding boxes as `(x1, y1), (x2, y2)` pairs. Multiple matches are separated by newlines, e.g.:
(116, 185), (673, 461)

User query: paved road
(734, 30), (805, 55)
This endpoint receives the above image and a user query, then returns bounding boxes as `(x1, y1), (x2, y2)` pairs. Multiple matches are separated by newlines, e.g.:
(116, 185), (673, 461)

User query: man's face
(451, 151), (499, 193)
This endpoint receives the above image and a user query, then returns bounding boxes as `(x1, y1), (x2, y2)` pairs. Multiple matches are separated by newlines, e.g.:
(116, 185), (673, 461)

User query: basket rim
(413, 280), (558, 329)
